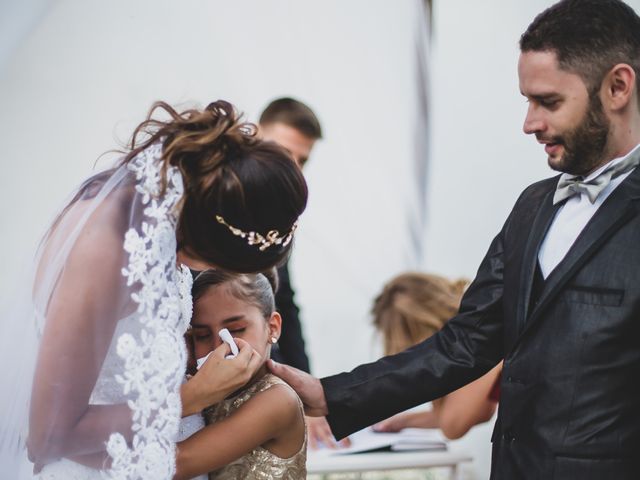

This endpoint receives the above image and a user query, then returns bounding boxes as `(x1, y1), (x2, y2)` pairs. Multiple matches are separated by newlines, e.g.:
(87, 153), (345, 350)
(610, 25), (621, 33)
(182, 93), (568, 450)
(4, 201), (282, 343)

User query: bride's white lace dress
(1, 144), (197, 480)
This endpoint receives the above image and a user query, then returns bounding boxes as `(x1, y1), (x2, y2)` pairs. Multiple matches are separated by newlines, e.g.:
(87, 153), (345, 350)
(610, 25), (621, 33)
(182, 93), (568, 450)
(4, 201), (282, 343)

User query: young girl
(175, 270), (307, 480)
(371, 272), (502, 440)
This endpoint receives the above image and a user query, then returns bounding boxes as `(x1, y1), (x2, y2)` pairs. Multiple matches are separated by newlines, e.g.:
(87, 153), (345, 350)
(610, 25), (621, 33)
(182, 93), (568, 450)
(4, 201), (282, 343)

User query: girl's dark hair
(192, 269), (275, 319)
(122, 100), (308, 272)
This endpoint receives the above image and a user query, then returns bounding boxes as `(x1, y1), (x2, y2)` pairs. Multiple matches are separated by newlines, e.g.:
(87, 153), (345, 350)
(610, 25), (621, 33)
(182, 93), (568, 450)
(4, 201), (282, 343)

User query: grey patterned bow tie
(553, 148), (640, 205)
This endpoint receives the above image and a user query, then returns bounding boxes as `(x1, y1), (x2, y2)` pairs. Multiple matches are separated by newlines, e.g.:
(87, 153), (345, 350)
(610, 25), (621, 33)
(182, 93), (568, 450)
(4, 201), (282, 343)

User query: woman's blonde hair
(372, 272), (469, 356)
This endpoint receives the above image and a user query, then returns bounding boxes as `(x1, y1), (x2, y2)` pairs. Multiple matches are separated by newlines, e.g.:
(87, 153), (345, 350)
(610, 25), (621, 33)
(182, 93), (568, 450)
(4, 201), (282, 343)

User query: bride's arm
(28, 221), (131, 464)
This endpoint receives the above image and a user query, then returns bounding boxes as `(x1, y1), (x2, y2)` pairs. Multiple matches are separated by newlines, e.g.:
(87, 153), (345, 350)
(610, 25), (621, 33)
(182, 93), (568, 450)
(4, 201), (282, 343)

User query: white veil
(0, 143), (192, 479)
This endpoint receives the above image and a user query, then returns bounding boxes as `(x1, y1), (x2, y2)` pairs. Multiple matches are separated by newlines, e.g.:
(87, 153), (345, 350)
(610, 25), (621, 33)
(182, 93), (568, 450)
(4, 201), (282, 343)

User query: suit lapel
(516, 189), (563, 335)
(517, 166), (640, 344)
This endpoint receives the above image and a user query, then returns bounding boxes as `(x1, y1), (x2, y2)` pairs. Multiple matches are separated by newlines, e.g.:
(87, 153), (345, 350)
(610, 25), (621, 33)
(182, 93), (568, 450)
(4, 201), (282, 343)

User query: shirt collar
(583, 142), (640, 181)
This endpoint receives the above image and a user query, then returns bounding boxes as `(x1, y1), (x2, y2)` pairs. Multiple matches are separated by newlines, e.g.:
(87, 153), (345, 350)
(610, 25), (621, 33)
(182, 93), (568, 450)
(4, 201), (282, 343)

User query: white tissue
(196, 352), (212, 370)
(195, 328), (239, 370)
(219, 328), (239, 358)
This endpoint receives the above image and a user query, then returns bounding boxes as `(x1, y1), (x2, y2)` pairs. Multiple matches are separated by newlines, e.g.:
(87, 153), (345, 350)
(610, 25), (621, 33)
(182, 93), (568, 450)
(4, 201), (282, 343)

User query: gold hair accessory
(215, 215), (298, 252)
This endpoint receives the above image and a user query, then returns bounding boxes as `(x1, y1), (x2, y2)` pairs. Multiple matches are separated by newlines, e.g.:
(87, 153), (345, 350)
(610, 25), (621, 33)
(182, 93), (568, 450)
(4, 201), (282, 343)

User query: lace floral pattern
(104, 144), (190, 479)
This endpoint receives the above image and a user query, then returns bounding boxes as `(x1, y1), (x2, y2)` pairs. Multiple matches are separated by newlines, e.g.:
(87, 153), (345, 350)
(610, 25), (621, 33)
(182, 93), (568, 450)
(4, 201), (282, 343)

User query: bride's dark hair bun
(123, 100), (308, 272)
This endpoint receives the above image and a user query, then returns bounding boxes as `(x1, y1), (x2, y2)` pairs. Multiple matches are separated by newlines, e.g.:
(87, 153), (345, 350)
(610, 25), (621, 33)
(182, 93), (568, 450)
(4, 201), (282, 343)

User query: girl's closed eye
(192, 327), (212, 341)
(227, 327), (246, 335)
(223, 319), (248, 336)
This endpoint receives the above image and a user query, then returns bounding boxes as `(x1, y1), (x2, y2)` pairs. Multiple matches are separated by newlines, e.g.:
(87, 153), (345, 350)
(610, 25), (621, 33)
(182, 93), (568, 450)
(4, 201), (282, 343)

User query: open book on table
(311, 427), (448, 456)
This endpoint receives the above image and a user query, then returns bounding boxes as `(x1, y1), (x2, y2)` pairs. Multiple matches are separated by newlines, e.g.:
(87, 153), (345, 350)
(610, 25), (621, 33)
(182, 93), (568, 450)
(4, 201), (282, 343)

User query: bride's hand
(181, 338), (262, 416)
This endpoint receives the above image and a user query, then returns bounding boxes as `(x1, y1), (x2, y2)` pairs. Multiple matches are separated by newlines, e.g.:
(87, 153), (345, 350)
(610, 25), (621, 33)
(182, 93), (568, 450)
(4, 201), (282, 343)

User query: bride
(0, 100), (308, 479)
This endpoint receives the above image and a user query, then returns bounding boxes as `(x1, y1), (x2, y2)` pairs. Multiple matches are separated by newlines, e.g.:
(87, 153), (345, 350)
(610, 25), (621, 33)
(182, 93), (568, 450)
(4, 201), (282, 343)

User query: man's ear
(603, 63), (636, 112)
(268, 311), (282, 340)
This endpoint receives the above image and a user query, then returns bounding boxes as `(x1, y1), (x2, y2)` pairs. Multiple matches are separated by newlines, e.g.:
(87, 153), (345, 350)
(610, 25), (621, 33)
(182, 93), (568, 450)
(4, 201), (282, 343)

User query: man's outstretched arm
(270, 223), (508, 440)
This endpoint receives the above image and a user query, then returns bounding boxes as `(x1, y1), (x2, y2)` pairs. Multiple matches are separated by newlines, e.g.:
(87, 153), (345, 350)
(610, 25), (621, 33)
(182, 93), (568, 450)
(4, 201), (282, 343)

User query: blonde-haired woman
(372, 273), (502, 440)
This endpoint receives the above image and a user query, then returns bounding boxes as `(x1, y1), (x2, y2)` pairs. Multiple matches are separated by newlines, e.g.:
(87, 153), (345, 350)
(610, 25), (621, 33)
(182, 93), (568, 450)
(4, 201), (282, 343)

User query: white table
(307, 450), (473, 480)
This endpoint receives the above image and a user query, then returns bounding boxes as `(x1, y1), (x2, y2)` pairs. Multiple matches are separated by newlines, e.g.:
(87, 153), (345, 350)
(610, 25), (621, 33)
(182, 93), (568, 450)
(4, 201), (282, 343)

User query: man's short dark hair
(520, 0), (640, 95)
(259, 97), (322, 140)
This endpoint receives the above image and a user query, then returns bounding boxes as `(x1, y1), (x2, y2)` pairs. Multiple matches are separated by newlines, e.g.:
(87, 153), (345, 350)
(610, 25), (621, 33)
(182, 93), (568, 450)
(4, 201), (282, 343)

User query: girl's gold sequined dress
(204, 373), (307, 480)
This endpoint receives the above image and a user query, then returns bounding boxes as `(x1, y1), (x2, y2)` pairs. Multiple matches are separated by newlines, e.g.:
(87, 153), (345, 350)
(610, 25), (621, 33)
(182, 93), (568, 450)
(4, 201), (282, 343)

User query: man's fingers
(267, 359), (300, 388)
(267, 359), (288, 382)
(268, 359), (329, 416)
(267, 358), (284, 374)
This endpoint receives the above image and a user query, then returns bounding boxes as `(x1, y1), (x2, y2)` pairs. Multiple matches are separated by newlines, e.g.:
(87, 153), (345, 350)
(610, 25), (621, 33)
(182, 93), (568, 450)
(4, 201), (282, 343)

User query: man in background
(259, 98), (347, 448)
(258, 97), (321, 373)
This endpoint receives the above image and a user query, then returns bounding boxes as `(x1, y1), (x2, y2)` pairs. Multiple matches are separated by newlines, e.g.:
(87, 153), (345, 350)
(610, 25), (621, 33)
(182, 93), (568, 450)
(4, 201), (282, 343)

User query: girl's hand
(181, 338), (262, 417)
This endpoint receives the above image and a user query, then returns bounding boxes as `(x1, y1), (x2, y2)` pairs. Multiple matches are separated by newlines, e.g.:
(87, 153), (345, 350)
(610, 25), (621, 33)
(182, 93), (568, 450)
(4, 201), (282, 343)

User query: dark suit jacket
(272, 262), (311, 373)
(322, 167), (640, 479)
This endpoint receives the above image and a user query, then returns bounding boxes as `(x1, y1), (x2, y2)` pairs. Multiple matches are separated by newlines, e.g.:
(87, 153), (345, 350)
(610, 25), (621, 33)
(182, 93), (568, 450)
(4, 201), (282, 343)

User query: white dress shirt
(538, 144), (640, 279)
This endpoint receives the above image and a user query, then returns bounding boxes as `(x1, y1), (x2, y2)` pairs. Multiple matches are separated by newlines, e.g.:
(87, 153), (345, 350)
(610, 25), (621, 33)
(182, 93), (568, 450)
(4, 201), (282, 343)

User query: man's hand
(306, 416), (351, 450)
(267, 359), (328, 416)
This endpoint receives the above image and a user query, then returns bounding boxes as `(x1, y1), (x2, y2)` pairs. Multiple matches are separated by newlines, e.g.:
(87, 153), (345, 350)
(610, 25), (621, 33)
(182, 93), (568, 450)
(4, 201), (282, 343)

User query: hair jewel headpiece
(215, 215), (298, 251)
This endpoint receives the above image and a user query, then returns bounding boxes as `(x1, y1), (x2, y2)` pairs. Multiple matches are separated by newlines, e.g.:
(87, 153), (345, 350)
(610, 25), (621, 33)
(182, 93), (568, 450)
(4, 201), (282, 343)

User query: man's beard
(548, 94), (610, 176)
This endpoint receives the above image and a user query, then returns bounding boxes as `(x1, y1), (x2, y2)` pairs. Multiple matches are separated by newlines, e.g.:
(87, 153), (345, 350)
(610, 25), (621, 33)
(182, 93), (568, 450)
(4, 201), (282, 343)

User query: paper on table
(389, 427), (448, 451)
(309, 427), (447, 456)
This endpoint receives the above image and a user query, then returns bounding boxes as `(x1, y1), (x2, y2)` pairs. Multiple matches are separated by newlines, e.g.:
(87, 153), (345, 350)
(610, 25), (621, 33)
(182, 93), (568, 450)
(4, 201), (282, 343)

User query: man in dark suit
(269, 1), (640, 477)
(258, 97), (322, 373)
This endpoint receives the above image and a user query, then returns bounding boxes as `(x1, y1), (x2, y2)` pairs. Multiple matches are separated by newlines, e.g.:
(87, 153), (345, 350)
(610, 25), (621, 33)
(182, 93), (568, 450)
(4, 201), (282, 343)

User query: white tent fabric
(9, 1), (640, 478)
(0, 0), (432, 472)
(0, 0), (430, 373)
